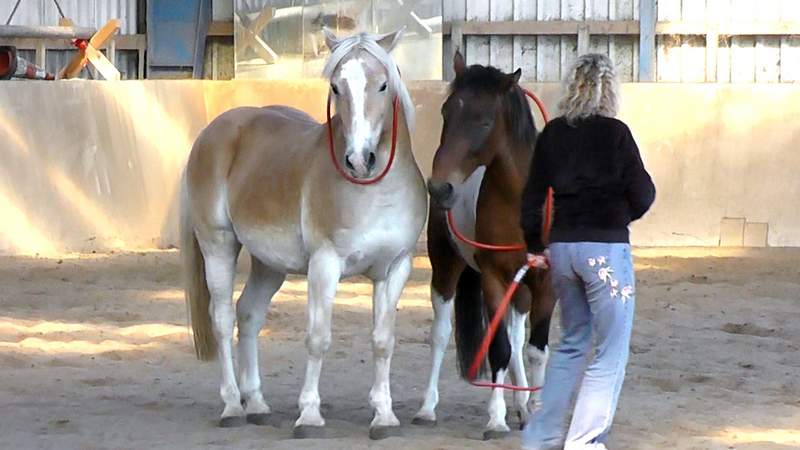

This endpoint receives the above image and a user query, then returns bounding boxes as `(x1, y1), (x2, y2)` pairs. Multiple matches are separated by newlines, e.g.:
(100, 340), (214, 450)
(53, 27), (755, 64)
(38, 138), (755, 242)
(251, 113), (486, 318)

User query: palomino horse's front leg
(367, 254), (412, 440)
(294, 247), (341, 438)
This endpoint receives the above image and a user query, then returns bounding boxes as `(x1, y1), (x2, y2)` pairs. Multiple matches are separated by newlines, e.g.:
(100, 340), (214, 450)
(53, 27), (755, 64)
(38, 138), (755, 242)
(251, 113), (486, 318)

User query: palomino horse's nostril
(345, 154), (356, 172)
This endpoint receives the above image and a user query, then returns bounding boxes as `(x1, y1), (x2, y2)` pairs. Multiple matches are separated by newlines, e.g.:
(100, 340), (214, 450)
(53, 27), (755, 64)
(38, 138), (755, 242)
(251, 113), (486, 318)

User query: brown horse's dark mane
(450, 64), (538, 150)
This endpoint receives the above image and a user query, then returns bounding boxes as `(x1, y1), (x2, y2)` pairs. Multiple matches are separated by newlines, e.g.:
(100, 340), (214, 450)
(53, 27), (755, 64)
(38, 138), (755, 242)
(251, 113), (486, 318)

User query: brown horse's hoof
(369, 425), (401, 440)
(482, 429), (510, 440)
(411, 416), (437, 427)
(246, 413), (271, 426)
(293, 424), (326, 439)
(219, 415), (247, 428)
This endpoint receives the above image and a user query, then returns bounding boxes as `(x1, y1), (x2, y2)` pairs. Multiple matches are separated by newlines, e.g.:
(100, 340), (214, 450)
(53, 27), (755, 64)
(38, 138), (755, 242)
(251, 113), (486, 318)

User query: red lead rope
(326, 94), (399, 185)
(449, 87), (553, 392)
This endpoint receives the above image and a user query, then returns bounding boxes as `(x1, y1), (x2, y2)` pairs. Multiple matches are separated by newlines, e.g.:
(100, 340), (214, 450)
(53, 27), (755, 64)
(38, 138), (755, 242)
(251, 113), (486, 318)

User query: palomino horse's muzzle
(427, 179), (456, 209)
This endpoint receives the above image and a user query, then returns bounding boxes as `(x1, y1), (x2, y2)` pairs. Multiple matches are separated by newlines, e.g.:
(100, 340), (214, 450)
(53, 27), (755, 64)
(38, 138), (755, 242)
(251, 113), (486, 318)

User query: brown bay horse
(412, 51), (555, 438)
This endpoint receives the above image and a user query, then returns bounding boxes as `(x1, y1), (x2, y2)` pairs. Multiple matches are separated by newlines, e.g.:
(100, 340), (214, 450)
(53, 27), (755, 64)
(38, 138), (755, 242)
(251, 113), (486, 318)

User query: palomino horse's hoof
(369, 425), (401, 440)
(219, 416), (247, 428)
(482, 429), (510, 440)
(410, 416), (437, 427)
(246, 413), (271, 426)
(293, 425), (326, 439)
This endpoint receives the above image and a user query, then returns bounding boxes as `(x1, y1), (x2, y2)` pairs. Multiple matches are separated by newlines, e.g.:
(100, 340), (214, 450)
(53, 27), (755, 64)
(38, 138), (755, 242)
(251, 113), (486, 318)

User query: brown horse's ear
(453, 49), (466, 77)
(501, 68), (522, 91)
(376, 28), (404, 53)
(323, 27), (341, 52)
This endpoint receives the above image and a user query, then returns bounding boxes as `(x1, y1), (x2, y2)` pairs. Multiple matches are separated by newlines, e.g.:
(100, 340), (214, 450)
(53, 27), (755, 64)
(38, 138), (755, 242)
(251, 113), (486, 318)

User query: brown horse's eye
(331, 84), (340, 95)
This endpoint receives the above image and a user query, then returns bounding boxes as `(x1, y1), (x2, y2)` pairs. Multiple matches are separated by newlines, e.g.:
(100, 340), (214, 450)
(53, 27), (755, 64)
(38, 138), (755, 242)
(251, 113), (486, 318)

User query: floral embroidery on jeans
(588, 256), (634, 303)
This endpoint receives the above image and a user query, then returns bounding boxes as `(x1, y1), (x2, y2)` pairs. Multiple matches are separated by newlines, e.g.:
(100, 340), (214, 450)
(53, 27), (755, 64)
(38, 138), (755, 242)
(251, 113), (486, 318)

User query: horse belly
(234, 224), (309, 274)
(448, 167), (485, 273)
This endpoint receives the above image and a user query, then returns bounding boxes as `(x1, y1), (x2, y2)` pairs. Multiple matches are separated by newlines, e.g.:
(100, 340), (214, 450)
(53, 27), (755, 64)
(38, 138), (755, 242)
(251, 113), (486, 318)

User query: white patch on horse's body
(447, 166), (486, 272)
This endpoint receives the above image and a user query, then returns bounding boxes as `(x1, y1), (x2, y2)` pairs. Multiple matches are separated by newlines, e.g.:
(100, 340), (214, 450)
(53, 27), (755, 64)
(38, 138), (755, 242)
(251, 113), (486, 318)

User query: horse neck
(482, 125), (533, 204)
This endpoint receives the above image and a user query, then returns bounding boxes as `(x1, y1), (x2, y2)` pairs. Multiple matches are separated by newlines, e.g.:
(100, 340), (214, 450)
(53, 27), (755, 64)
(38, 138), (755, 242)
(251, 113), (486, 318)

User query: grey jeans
(522, 242), (635, 450)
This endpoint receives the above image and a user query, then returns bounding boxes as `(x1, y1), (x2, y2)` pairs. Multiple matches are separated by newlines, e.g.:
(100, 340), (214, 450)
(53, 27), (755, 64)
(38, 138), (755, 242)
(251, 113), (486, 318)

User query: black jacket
(521, 115), (656, 253)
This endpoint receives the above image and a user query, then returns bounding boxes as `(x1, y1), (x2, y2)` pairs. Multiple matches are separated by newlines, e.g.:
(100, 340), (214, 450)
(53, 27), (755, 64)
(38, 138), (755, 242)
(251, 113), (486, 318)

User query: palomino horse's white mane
(322, 32), (415, 129)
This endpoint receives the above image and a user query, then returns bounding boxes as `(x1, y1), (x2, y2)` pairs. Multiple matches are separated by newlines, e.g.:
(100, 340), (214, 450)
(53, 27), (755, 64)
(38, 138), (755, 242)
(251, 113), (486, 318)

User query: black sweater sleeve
(520, 126), (550, 253)
(620, 125), (656, 221)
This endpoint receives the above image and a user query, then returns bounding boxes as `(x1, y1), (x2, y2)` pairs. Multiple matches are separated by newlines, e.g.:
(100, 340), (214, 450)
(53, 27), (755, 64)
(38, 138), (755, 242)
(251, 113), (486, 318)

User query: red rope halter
(326, 94), (399, 185)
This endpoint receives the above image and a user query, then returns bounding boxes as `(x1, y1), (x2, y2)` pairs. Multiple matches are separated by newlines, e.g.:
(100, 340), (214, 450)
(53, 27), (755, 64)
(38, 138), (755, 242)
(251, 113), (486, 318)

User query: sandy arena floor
(1, 248), (799, 449)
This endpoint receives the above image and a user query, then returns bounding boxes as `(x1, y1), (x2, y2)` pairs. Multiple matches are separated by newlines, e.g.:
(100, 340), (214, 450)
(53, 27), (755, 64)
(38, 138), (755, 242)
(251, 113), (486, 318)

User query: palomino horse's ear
(323, 27), (341, 52)
(376, 28), (404, 53)
(453, 49), (466, 77)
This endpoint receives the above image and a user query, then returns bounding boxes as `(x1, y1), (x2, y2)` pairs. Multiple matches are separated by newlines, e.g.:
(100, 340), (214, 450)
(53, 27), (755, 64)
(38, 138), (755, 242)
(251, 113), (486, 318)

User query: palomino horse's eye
(331, 84), (340, 95)
(379, 82), (388, 92)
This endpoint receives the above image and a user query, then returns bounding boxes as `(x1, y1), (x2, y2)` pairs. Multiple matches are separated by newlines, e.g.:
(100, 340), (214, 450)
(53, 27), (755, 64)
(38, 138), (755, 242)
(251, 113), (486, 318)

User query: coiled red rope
(450, 87), (554, 392)
(326, 94), (399, 185)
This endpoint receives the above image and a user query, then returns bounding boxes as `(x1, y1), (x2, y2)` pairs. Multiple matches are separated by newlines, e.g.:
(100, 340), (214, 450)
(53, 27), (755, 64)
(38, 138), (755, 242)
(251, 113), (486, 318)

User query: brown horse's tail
(180, 178), (217, 361)
(454, 266), (487, 379)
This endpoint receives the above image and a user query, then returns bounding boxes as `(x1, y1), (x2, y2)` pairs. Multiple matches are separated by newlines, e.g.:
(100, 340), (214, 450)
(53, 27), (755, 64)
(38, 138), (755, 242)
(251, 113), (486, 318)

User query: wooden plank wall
(658, 0), (800, 82)
(444, 0), (640, 81)
(444, 0), (800, 83)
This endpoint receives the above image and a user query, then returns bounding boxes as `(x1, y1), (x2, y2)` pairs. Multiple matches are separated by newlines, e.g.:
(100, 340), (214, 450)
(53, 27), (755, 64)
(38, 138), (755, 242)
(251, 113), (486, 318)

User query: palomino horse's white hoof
(293, 424), (326, 439)
(219, 415), (247, 428)
(483, 428), (511, 440)
(410, 415), (437, 427)
(369, 424), (401, 440)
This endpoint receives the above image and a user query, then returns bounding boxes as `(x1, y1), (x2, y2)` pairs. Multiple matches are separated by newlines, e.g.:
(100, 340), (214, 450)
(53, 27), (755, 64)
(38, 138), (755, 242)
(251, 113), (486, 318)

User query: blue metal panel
(147, 0), (210, 76)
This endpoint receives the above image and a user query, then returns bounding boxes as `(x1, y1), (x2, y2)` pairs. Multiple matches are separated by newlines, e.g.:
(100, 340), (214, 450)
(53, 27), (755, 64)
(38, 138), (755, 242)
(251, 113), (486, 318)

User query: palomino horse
(181, 29), (426, 439)
(412, 51), (555, 438)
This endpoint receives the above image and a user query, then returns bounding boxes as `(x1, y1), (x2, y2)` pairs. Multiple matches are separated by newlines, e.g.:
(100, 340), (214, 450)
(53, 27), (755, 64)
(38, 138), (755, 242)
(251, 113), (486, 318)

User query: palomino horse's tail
(180, 177), (216, 361)
(454, 266), (487, 379)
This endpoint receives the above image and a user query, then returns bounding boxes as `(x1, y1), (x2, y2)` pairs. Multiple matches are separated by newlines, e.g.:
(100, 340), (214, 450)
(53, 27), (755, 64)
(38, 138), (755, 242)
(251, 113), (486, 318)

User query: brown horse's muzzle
(427, 179), (456, 210)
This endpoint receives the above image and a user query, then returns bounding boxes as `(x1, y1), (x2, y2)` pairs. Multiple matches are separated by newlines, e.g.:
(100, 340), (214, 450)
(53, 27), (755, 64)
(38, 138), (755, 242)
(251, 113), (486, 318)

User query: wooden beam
(638, 0), (657, 82)
(208, 21), (233, 37)
(656, 21), (800, 36)
(577, 24), (590, 56)
(706, 30), (719, 82)
(0, 25), (96, 39)
(4, 35), (146, 51)
(35, 41), (46, 69)
(445, 20), (640, 36)
(443, 20), (800, 38)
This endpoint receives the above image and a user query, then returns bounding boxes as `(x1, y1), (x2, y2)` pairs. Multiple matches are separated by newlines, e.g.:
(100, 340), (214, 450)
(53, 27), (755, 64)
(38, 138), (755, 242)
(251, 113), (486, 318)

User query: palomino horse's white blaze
(414, 288), (454, 422)
(182, 29), (426, 438)
(340, 58), (373, 176)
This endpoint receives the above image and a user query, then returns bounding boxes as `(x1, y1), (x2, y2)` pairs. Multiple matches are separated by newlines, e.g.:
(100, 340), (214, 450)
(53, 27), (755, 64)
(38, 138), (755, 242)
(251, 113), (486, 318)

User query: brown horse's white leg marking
(412, 287), (454, 424)
(485, 367), (510, 435)
(295, 246), (341, 429)
(526, 345), (549, 409)
(236, 258), (285, 422)
(197, 229), (244, 425)
(508, 308), (531, 424)
(368, 254), (411, 436)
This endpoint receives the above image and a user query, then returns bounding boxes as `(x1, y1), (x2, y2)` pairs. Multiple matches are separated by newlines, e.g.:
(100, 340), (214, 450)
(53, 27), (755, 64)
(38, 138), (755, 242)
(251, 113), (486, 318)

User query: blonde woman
(520, 54), (655, 449)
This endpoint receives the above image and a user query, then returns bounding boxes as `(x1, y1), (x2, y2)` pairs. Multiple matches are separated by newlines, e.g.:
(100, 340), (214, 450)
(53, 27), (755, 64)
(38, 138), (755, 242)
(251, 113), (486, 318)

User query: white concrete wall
(0, 80), (798, 256)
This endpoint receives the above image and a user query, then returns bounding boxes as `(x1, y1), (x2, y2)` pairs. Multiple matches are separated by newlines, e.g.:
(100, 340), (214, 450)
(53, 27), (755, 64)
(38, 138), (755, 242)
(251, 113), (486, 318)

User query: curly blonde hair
(558, 54), (620, 125)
